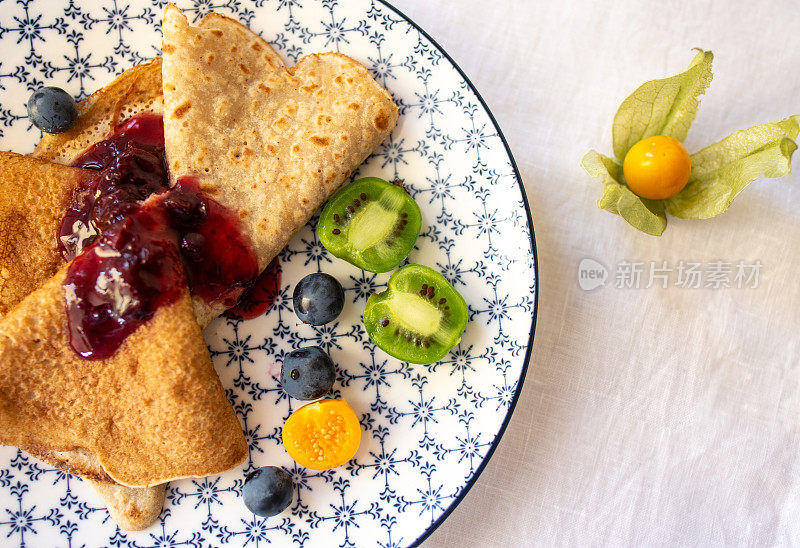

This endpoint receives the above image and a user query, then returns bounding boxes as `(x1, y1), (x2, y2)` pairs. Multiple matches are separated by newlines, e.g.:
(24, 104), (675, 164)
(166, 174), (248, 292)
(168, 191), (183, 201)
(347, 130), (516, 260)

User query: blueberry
(27, 87), (78, 134)
(292, 273), (344, 325)
(280, 346), (336, 400)
(242, 466), (293, 517)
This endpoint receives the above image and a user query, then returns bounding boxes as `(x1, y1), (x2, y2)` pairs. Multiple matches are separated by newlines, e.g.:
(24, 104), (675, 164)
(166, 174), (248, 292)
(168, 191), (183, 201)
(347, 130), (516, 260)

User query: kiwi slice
(363, 264), (468, 364)
(318, 177), (422, 273)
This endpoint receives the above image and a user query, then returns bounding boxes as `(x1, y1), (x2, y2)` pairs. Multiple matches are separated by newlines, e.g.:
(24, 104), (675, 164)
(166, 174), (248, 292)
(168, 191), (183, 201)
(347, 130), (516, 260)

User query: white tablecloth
(398, 0), (800, 545)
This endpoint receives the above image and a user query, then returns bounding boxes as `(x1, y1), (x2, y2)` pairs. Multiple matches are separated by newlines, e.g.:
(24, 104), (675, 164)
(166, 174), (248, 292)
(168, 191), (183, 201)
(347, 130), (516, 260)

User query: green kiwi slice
(318, 177), (422, 273)
(363, 264), (468, 364)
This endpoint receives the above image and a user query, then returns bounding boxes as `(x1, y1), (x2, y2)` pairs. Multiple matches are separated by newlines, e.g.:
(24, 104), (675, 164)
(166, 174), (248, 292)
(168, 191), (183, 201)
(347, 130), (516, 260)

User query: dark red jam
(61, 113), (261, 359)
(64, 206), (185, 359)
(61, 114), (168, 260)
(166, 178), (259, 308)
(225, 257), (282, 320)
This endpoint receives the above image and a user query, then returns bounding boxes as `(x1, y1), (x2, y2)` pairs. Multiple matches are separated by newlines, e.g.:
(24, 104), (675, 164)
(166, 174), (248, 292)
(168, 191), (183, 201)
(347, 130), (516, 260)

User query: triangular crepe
(161, 5), (398, 324)
(0, 4), (397, 532)
(0, 267), (247, 486)
(3, 59), (197, 531)
(2, 59), (171, 531)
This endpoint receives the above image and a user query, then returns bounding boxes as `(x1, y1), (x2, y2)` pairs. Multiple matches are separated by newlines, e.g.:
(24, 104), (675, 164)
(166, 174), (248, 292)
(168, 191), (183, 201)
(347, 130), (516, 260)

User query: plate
(0, 1), (537, 546)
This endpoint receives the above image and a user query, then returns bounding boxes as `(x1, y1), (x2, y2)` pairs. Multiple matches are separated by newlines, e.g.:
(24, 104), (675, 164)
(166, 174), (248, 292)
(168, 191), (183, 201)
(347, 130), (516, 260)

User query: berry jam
(61, 113), (168, 260)
(61, 113), (261, 359)
(225, 257), (282, 320)
(64, 206), (185, 359)
(167, 178), (259, 307)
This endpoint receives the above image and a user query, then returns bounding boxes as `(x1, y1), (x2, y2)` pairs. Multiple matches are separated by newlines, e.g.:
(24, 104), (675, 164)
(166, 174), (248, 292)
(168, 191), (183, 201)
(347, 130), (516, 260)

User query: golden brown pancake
(0, 152), (92, 317)
(161, 5), (398, 324)
(1, 60), (170, 532)
(0, 267), (247, 487)
(0, 4), (397, 532)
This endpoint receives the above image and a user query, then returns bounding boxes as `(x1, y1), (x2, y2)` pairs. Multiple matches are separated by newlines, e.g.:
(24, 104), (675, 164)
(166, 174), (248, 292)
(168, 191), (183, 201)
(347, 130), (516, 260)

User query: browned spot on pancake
(301, 83), (319, 93)
(231, 45), (238, 52)
(334, 152), (342, 159)
(199, 183), (220, 195)
(257, 83), (271, 94)
(250, 42), (262, 52)
(206, 53), (215, 63)
(238, 63), (251, 75)
(243, 147), (254, 157)
(308, 71), (317, 77)
(292, 144), (301, 154)
(301, 198), (309, 205)
(374, 111), (390, 131)
(266, 144), (276, 154)
(324, 174), (335, 185)
(251, 183), (258, 189)
(163, 44), (175, 54)
(239, 209), (249, 219)
(286, 104), (296, 114)
(204, 75), (212, 82)
(341, 135), (348, 141)
(265, 56), (275, 67)
(310, 136), (330, 146)
(348, 102), (360, 111)
(172, 102), (192, 119)
(165, 83), (176, 91)
(347, 77), (354, 84)
(273, 117), (289, 130)
(334, 75), (344, 85)
(251, 100), (259, 109)
(210, 30), (222, 37)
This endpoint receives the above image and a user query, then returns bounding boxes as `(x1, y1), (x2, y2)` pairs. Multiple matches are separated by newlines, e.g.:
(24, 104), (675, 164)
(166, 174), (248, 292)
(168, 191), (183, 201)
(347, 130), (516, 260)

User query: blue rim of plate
(370, 2), (540, 546)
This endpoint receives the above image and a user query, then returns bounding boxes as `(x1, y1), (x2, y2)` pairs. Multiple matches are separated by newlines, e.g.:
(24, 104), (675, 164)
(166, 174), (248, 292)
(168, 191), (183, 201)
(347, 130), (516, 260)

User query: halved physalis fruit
(318, 177), (422, 273)
(281, 399), (361, 471)
(363, 264), (468, 364)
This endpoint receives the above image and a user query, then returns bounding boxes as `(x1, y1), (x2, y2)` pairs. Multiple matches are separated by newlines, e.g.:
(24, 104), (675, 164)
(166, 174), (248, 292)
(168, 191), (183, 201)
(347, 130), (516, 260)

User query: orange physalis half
(281, 399), (361, 471)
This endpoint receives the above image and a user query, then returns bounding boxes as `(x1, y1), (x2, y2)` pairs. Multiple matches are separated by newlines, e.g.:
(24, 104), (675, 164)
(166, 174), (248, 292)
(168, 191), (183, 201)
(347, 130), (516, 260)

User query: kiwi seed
(347, 205), (355, 213)
(332, 228), (341, 235)
(381, 318), (389, 327)
(360, 193), (367, 200)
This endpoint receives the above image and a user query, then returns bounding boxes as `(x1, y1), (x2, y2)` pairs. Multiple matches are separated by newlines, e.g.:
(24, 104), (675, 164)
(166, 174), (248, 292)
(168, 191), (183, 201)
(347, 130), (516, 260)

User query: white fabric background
(393, 1), (800, 546)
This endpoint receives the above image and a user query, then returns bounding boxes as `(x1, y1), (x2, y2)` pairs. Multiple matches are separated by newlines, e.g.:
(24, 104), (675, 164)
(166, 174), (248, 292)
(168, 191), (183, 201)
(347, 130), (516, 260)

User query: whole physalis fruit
(622, 135), (691, 200)
(282, 399), (361, 471)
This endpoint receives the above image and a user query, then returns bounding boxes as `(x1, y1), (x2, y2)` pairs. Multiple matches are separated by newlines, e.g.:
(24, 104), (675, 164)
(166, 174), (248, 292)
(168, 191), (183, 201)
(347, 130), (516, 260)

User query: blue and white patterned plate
(0, 1), (537, 546)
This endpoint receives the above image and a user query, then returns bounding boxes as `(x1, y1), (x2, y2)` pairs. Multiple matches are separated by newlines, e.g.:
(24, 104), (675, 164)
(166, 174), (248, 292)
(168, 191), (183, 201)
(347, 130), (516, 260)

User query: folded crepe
(161, 5), (398, 324)
(1, 58), (174, 531)
(0, 266), (247, 484)
(0, 3), (397, 532)
(0, 165), (247, 524)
